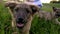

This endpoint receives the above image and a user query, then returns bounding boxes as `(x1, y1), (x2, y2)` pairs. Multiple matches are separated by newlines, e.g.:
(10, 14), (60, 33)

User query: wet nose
(17, 17), (24, 23)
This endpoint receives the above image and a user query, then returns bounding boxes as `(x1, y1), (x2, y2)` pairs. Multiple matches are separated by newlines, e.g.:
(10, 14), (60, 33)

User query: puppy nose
(18, 18), (23, 21)
(17, 18), (24, 22)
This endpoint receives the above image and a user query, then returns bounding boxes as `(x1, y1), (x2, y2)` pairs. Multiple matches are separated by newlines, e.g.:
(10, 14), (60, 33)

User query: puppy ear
(30, 5), (39, 14)
(5, 2), (17, 9)
(53, 7), (57, 11)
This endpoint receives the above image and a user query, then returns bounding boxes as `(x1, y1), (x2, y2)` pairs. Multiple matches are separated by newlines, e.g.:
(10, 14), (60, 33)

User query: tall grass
(0, 2), (12, 34)
(30, 15), (60, 34)
(30, 3), (60, 34)
(0, 2), (60, 34)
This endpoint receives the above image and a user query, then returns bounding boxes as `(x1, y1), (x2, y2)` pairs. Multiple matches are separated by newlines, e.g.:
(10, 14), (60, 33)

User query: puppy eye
(15, 8), (19, 12)
(56, 12), (59, 13)
(26, 9), (30, 13)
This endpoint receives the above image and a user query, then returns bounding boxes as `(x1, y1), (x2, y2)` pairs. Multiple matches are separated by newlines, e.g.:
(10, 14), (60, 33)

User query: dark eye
(56, 12), (59, 13)
(15, 8), (19, 12)
(26, 9), (30, 13)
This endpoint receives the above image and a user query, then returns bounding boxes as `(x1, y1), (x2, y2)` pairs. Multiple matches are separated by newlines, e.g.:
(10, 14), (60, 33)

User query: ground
(0, 3), (60, 34)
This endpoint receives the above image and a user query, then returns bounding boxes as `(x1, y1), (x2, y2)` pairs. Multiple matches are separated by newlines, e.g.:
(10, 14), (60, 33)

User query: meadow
(0, 2), (60, 34)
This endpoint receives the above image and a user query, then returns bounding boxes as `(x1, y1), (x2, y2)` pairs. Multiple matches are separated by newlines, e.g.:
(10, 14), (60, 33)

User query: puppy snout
(16, 17), (24, 23)
(18, 18), (23, 21)
(16, 17), (25, 28)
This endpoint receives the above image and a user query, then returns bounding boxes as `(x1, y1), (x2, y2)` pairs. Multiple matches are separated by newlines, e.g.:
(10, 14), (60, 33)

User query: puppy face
(14, 4), (32, 28)
(53, 7), (60, 18)
(5, 2), (38, 28)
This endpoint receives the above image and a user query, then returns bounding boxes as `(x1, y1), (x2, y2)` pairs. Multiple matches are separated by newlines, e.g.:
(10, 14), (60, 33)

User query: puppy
(5, 2), (39, 34)
(39, 7), (60, 24)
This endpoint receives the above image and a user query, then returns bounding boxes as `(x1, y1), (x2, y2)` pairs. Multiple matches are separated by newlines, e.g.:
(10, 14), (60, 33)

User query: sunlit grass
(41, 3), (60, 12)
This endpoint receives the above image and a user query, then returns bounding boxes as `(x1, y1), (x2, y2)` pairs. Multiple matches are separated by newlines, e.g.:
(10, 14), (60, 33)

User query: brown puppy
(39, 7), (60, 24)
(5, 2), (39, 34)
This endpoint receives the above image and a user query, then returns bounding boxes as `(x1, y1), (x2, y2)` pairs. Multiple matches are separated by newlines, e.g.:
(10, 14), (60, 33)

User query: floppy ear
(30, 5), (39, 14)
(53, 7), (57, 11)
(5, 2), (17, 10)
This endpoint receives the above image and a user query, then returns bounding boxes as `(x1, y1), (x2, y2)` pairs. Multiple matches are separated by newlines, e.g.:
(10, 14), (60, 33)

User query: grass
(0, 2), (60, 34)
(30, 3), (60, 34)
(41, 3), (60, 12)
(0, 2), (12, 34)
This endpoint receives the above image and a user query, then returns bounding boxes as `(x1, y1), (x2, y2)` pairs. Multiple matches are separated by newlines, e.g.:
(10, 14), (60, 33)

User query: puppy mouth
(16, 18), (27, 28)
(16, 22), (24, 27)
(16, 20), (25, 28)
(55, 14), (60, 18)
